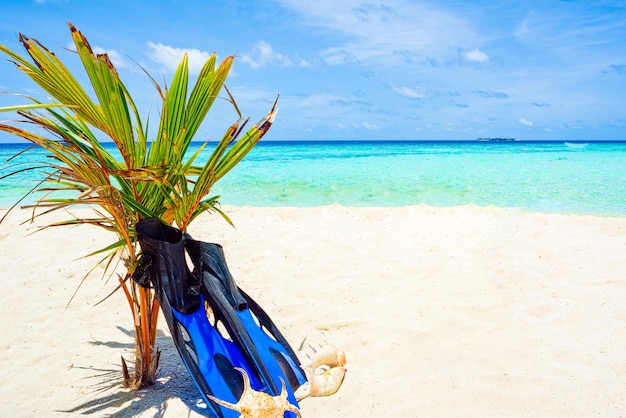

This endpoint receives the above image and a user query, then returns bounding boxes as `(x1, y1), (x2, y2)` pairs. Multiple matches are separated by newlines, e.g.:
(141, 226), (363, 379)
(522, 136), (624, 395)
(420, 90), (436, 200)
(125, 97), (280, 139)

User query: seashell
(208, 367), (301, 418)
(295, 345), (347, 401)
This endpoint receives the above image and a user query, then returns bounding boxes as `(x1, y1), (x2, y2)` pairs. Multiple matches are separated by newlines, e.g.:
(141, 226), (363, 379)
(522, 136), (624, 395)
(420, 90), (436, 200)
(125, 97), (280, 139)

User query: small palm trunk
(130, 219), (201, 389)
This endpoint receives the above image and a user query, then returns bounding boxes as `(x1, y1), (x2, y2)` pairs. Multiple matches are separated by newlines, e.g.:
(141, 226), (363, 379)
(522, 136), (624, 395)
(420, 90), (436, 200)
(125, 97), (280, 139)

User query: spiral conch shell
(208, 367), (301, 418)
(295, 345), (347, 401)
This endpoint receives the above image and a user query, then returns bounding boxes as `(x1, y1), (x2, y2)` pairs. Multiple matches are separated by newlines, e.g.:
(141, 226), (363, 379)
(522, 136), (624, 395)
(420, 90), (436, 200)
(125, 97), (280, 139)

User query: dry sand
(1, 205), (625, 417)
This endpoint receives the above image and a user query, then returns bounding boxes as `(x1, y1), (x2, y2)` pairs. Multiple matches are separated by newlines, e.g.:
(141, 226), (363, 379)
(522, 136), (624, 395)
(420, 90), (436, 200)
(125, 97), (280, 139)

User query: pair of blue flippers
(132, 218), (307, 417)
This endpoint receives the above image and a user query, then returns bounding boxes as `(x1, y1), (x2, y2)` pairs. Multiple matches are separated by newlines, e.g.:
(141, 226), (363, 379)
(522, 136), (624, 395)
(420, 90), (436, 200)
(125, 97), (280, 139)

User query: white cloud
(350, 122), (378, 130)
(241, 41), (289, 68)
(275, 0), (476, 66)
(464, 48), (489, 63)
(240, 41), (309, 69)
(296, 57), (311, 67)
(519, 118), (534, 126)
(320, 49), (360, 66)
(281, 93), (354, 108)
(147, 42), (212, 74)
(391, 84), (429, 99)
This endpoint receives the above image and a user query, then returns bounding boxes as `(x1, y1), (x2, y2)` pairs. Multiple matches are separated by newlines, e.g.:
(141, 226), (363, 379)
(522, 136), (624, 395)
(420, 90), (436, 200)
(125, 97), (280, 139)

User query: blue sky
(0, 0), (625, 142)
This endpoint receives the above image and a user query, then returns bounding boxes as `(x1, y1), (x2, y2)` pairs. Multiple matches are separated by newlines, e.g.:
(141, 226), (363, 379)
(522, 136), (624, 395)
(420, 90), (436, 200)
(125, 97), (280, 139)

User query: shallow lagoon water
(2, 140), (625, 216)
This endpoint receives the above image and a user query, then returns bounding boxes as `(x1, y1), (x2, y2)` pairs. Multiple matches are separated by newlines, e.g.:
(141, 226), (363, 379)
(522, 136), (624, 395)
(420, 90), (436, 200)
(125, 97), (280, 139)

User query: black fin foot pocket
(131, 255), (153, 288)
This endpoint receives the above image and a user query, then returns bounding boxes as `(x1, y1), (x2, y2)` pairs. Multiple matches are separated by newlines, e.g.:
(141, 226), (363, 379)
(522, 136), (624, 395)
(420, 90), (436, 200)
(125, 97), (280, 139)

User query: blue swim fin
(134, 218), (256, 417)
(185, 239), (308, 402)
(133, 218), (305, 417)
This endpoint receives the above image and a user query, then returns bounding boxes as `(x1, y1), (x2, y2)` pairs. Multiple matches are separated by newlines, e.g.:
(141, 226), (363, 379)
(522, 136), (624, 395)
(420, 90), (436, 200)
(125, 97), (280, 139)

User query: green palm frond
(0, 22), (280, 389)
(0, 21), (277, 261)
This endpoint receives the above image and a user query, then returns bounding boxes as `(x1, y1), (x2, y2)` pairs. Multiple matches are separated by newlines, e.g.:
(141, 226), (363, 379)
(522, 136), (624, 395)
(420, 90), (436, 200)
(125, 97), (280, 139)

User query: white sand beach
(1, 205), (625, 417)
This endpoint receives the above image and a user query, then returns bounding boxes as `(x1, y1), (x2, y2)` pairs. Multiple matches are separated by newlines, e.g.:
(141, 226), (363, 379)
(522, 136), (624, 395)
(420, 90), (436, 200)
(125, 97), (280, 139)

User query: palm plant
(0, 23), (277, 388)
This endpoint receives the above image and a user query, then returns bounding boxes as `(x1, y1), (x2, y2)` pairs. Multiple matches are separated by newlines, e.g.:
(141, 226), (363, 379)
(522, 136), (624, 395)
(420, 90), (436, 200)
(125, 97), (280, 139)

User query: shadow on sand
(59, 331), (212, 417)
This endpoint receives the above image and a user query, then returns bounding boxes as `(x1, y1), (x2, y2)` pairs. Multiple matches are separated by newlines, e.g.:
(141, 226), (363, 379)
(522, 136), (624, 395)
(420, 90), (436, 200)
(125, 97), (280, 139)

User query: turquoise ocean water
(1, 140), (625, 216)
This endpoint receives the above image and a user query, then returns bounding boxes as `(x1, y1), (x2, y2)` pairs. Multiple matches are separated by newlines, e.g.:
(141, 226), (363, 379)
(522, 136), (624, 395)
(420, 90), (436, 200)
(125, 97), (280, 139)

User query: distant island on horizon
(476, 137), (517, 142)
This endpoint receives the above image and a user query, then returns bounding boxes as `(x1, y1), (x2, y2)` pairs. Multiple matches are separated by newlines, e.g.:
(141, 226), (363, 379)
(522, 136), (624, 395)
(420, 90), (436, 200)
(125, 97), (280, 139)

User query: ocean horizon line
(2, 138), (626, 147)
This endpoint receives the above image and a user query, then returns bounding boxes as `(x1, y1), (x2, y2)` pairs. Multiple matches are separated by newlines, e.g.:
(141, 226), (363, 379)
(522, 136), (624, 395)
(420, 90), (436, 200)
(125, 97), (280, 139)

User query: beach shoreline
(1, 204), (625, 417)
